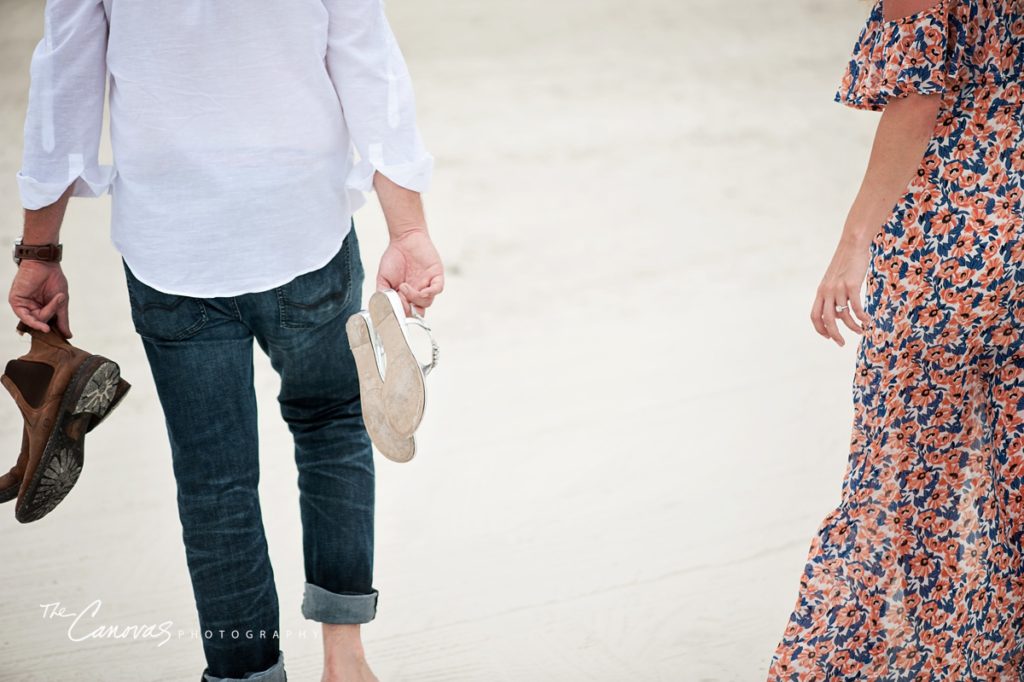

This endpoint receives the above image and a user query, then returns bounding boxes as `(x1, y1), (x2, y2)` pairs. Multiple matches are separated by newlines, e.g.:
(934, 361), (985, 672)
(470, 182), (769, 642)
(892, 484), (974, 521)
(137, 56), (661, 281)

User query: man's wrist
(13, 239), (63, 266)
(17, 258), (61, 270)
(388, 224), (429, 242)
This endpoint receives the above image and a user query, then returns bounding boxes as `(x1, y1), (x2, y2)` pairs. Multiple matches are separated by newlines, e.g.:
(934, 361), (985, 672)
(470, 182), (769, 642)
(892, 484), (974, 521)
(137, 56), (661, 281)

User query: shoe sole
(15, 356), (126, 523)
(0, 379), (129, 506)
(346, 313), (416, 463)
(86, 377), (131, 433)
(368, 291), (426, 439)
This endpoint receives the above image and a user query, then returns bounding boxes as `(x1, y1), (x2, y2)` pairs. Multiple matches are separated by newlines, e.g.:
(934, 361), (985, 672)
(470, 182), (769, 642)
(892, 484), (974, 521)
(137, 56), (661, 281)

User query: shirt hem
(113, 219), (354, 298)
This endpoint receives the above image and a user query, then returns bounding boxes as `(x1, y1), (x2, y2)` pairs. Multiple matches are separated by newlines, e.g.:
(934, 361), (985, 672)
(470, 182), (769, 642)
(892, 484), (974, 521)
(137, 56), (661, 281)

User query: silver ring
(835, 304), (849, 313)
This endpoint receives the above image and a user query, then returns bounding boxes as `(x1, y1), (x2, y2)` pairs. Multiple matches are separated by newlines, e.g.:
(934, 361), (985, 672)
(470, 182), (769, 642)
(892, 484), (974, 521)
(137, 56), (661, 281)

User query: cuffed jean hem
(301, 583), (379, 624)
(202, 651), (286, 682)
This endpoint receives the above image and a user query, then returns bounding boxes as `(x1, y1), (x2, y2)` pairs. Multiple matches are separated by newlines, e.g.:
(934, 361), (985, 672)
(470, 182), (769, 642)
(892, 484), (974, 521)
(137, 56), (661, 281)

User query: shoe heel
(72, 359), (121, 419)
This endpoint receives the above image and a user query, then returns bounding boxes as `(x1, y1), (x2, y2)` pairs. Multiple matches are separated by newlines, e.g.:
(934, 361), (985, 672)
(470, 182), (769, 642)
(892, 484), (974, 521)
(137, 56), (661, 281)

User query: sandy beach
(0, 0), (883, 679)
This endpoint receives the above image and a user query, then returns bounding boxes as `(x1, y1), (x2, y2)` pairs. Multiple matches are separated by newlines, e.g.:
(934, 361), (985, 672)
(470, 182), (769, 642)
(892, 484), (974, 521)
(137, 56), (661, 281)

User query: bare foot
(321, 657), (378, 682)
(321, 624), (379, 682)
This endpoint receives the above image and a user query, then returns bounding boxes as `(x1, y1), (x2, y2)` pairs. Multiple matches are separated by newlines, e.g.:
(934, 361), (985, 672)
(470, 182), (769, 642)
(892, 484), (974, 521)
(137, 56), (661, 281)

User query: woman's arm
(882, 0), (937, 21)
(843, 94), (942, 252)
(811, 92), (942, 346)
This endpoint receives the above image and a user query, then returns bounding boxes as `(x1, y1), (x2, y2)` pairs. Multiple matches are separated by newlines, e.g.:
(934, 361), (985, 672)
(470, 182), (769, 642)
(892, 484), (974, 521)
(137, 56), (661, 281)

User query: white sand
(0, 0), (882, 679)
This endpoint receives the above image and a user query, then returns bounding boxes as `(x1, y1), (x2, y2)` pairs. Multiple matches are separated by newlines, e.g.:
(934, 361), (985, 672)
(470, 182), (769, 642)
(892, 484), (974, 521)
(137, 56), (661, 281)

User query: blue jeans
(123, 227), (376, 682)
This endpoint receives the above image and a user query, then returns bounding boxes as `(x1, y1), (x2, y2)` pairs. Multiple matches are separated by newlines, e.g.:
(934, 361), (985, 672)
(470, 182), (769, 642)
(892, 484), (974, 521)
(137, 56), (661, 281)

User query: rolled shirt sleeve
(17, 0), (112, 211)
(323, 0), (434, 195)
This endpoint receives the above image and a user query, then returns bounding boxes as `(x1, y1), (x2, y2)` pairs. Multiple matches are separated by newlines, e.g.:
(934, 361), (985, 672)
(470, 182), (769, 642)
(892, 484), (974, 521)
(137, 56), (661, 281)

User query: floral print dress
(769, 1), (1024, 679)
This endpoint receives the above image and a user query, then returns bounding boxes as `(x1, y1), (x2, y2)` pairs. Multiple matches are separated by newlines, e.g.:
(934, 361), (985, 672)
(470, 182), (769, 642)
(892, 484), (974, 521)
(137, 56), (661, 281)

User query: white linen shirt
(17, 0), (433, 297)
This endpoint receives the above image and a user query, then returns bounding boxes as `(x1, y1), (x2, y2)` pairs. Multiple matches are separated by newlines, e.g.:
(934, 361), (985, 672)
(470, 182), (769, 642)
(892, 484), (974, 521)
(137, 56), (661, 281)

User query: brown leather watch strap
(14, 243), (62, 264)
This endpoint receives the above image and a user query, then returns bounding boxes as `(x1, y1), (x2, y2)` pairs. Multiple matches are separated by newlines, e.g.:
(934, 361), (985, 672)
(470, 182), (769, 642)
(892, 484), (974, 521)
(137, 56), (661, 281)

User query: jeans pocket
(276, 228), (361, 330)
(122, 261), (207, 341)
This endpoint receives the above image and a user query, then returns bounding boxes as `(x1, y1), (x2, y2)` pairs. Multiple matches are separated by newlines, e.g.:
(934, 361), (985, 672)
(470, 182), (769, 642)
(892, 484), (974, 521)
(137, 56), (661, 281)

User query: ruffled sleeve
(836, 0), (952, 111)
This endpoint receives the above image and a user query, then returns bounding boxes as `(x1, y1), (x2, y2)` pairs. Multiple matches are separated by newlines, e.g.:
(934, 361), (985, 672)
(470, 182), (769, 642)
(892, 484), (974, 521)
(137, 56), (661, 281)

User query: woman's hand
(377, 229), (444, 315)
(810, 236), (873, 347)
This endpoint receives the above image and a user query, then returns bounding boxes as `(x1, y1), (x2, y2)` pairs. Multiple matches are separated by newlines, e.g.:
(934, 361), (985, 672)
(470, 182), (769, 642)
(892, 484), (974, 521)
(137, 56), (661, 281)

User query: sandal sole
(368, 291), (426, 439)
(346, 313), (416, 463)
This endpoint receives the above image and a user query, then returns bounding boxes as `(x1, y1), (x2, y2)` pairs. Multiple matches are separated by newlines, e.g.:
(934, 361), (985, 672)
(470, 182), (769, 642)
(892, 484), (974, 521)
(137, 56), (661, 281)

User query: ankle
(322, 623), (367, 665)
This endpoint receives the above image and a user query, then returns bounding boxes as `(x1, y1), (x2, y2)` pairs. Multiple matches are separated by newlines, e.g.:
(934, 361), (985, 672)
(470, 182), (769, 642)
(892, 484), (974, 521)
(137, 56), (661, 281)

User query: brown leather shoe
(0, 322), (130, 522)
(0, 427), (28, 504)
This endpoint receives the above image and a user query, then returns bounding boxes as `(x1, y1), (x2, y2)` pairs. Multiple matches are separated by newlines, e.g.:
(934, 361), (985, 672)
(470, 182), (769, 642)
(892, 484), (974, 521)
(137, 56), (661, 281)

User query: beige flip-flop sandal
(367, 289), (438, 439)
(346, 311), (416, 463)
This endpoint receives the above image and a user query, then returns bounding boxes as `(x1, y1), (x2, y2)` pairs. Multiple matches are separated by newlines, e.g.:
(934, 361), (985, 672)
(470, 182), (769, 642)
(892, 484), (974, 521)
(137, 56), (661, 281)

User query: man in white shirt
(8, 1), (444, 680)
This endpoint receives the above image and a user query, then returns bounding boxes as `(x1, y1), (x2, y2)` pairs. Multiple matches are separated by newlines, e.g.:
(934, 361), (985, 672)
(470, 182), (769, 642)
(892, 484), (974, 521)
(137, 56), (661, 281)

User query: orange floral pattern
(770, 1), (1024, 679)
(837, 0), (952, 111)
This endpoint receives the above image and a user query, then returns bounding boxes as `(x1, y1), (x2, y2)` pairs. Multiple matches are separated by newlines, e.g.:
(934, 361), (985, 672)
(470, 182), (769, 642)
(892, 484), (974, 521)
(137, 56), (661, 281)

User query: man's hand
(14, 183), (73, 337)
(372, 171), (443, 314)
(376, 229), (444, 315)
(9, 261), (71, 338)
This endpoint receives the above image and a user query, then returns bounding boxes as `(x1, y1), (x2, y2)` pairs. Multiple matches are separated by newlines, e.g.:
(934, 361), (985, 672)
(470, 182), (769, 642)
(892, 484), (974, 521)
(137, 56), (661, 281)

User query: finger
(837, 307), (863, 335)
(821, 297), (845, 347)
(56, 299), (72, 339)
(403, 293), (435, 315)
(403, 273), (444, 305)
(36, 292), (64, 329)
(399, 282), (436, 310)
(833, 294), (863, 335)
(810, 295), (829, 338)
(839, 285), (865, 334)
(376, 272), (395, 294)
(406, 297), (435, 316)
(421, 274), (444, 297)
(9, 292), (52, 332)
(11, 304), (50, 333)
(849, 290), (870, 327)
(400, 272), (443, 296)
(394, 287), (413, 317)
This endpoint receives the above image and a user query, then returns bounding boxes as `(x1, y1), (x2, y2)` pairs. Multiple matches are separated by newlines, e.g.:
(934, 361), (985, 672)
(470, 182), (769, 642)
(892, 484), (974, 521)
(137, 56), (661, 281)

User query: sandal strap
(406, 308), (439, 376)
